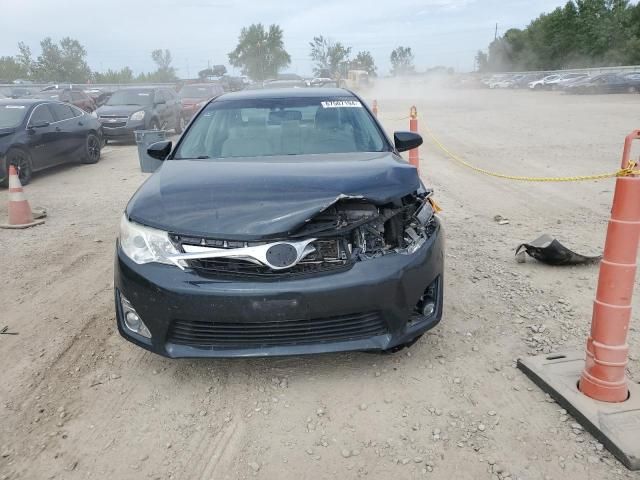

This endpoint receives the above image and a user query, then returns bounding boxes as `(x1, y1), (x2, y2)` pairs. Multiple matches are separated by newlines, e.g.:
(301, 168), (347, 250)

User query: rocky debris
(248, 461), (260, 472)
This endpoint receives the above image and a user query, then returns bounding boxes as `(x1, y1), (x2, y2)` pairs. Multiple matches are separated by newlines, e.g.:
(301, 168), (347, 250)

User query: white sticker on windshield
(321, 100), (362, 108)
(5, 105), (26, 109)
(138, 93), (150, 96)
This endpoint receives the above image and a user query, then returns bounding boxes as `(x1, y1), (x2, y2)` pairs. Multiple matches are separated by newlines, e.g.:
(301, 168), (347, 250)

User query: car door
(25, 103), (61, 169)
(48, 103), (81, 165)
(67, 106), (90, 157)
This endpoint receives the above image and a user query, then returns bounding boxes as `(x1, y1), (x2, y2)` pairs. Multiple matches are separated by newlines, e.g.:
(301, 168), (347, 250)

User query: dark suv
(95, 87), (183, 141)
(33, 89), (96, 112)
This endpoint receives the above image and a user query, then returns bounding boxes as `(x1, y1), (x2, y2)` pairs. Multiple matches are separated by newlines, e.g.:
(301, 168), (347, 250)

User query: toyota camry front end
(114, 88), (444, 358)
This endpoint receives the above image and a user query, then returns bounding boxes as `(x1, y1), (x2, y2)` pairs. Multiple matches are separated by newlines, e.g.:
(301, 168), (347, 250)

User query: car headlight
(119, 215), (180, 266)
(130, 110), (145, 121)
(91, 110), (98, 118)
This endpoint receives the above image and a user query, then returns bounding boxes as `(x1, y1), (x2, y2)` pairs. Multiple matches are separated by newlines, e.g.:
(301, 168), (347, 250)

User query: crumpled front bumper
(114, 218), (444, 358)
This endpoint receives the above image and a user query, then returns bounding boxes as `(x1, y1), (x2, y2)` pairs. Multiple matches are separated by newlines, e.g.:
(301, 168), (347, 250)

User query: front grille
(167, 311), (387, 348)
(172, 236), (350, 279)
(99, 116), (128, 128)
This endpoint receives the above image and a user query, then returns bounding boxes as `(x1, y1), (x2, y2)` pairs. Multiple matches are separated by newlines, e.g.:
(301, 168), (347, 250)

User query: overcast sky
(2, 0), (568, 77)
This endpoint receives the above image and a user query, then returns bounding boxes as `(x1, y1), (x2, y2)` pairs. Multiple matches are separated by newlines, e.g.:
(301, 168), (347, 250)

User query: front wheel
(2, 148), (33, 187)
(82, 133), (101, 164)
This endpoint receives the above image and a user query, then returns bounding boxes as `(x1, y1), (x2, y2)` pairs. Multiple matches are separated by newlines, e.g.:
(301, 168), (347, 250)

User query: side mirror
(147, 140), (172, 160)
(394, 131), (423, 153)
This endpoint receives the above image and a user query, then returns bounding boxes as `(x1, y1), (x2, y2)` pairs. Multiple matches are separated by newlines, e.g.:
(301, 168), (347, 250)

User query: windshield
(106, 89), (154, 106)
(179, 85), (216, 99)
(174, 97), (387, 159)
(0, 103), (28, 128)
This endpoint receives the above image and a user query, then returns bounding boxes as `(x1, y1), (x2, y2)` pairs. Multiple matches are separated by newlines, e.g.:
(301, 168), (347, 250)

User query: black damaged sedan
(115, 88), (444, 358)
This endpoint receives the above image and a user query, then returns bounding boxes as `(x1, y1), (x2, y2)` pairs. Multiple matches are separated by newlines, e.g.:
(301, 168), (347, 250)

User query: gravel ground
(1, 86), (639, 480)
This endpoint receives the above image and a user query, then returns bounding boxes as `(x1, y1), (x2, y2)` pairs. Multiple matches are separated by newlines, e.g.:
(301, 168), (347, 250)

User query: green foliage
(94, 67), (134, 84)
(0, 57), (28, 81)
(34, 37), (92, 82)
(480, 0), (640, 72)
(390, 46), (415, 75)
(309, 36), (352, 77)
(228, 24), (291, 81)
(350, 51), (377, 77)
(149, 49), (177, 82)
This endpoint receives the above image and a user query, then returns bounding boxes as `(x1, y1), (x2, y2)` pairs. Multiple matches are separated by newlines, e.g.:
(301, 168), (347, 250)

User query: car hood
(126, 152), (421, 240)
(97, 104), (148, 116)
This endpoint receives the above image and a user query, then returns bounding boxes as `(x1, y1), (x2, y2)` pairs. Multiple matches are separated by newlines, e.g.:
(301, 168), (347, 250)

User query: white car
(528, 74), (561, 90)
(554, 73), (589, 88)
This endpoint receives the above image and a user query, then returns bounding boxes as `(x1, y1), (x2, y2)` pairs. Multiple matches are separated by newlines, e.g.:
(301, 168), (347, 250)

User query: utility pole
(495, 23), (498, 41)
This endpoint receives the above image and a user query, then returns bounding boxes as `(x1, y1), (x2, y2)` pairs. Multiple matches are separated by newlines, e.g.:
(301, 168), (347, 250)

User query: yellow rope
(422, 124), (640, 182)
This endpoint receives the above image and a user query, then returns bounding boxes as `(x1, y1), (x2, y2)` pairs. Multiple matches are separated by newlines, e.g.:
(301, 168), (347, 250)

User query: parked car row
(480, 71), (640, 94)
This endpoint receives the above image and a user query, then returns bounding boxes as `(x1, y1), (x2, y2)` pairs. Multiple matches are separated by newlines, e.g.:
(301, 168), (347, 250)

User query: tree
(33, 37), (91, 82)
(390, 46), (415, 75)
(350, 51), (377, 76)
(94, 67), (134, 84)
(228, 24), (291, 81)
(475, 50), (489, 72)
(16, 42), (34, 78)
(0, 57), (27, 82)
(150, 49), (177, 82)
(481, 0), (640, 71)
(309, 36), (352, 78)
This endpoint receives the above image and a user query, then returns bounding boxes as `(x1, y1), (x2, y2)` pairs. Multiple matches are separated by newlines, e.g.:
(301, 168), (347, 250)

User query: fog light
(120, 294), (151, 338)
(413, 277), (440, 321)
(125, 311), (141, 330)
(421, 301), (436, 317)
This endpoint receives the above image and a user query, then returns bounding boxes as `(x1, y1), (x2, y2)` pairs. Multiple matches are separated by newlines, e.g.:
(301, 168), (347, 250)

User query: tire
(82, 133), (101, 164)
(534, 84), (543, 90)
(175, 114), (185, 134)
(2, 148), (33, 187)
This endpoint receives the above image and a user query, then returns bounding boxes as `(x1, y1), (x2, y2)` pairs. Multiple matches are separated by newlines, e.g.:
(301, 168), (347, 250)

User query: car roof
(217, 87), (354, 101)
(0, 98), (50, 106)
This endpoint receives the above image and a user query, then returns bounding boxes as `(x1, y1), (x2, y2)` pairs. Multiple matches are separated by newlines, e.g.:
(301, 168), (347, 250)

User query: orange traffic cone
(0, 165), (45, 229)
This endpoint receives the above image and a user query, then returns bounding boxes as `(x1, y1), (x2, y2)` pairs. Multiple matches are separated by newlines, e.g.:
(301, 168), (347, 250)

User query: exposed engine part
(298, 196), (436, 261)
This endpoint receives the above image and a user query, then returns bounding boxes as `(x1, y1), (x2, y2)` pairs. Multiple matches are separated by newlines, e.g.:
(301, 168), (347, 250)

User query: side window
(50, 103), (75, 121)
(29, 104), (56, 125)
(70, 106), (85, 117)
